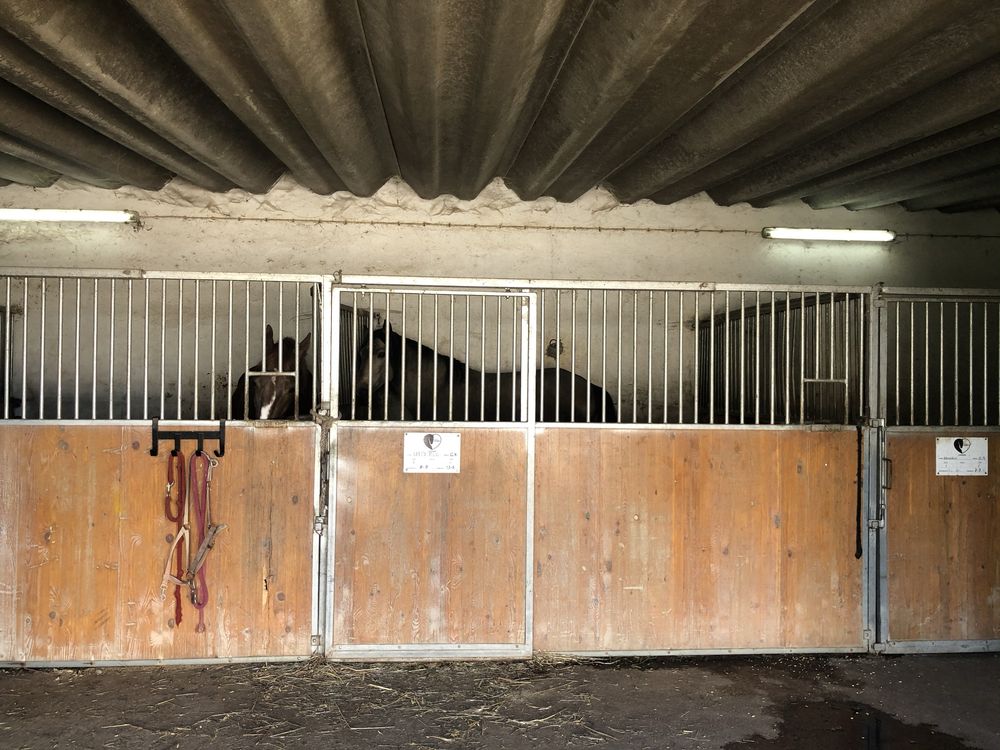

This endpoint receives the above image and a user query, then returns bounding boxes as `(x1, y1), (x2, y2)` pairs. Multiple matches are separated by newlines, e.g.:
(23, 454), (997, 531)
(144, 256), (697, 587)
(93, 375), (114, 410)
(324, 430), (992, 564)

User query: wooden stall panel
(534, 428), (862, 652)
(887, 432), (1000, 643)
(334, 426), (526, 646)
(0, 423), (316, 663)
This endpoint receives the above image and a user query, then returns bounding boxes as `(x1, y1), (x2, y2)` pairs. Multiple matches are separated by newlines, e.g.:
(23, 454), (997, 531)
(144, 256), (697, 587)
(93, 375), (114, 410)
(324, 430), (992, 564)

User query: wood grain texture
(0, 423), (316, 663)
(334, 426), (527, 646)
(533, 428), (863, 651)
(887, 432), (1000, 642)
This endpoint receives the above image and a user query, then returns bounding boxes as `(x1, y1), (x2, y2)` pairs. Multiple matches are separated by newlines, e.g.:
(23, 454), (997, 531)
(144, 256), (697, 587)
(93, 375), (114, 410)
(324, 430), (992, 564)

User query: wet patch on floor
(727, 699), (985, 750)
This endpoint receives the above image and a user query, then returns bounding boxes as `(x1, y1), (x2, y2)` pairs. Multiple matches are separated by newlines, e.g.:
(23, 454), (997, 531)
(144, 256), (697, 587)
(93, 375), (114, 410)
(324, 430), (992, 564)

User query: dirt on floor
(1, 653), (997, 749)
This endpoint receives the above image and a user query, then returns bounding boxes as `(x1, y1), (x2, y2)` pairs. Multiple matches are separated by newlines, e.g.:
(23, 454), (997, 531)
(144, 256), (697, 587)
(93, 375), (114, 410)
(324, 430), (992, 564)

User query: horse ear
(298, 332), (311, 357)
(266, 324), (276, 346)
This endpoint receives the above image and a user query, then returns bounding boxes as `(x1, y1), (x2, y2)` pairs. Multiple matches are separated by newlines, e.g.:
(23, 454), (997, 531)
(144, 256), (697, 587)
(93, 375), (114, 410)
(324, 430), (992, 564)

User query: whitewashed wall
(1, 176), (999, 288)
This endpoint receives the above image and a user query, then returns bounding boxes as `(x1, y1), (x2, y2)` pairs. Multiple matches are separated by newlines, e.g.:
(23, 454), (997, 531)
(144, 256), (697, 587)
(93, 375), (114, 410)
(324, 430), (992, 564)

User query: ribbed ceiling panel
(0, 0), (996, 213)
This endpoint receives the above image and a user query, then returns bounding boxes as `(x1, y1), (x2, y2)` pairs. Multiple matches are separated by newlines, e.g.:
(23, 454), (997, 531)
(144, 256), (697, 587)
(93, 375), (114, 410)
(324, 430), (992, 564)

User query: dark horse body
(355, 322), (616, 422)
(231, 325), (313, 419)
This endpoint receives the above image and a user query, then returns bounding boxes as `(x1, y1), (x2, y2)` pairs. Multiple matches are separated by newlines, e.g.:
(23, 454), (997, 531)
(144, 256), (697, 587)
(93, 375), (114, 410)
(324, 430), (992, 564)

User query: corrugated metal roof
(0, 0), (998, 214)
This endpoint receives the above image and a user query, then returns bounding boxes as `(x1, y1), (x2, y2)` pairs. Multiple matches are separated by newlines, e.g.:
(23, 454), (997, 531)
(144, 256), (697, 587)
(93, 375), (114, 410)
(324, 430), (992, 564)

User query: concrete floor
(1, 654), (997, 749)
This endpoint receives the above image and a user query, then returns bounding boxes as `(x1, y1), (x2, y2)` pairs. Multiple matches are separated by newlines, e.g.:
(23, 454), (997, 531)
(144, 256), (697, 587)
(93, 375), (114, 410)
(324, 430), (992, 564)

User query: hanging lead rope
(160, 449), (226, 631)
(162, 449), (187, 626)
(186, 451), (227, 633)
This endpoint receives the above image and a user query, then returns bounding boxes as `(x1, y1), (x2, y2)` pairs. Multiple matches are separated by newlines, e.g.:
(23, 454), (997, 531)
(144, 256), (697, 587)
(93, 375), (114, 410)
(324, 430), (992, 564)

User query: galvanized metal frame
(19, 271), (987, 660)
(874, 286), (1000, 655)
(325, 286), (537, 661)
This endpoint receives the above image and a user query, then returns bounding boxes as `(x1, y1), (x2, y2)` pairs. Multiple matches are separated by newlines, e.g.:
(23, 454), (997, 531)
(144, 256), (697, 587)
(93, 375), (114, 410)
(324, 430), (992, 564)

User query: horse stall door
(329, 289), (535, 659)
(874, 295), (1000, 652)
(0, 422), (319, 665)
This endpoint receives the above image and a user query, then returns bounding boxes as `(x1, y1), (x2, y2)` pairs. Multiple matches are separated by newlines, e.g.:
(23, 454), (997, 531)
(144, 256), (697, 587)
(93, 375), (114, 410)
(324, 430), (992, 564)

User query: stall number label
(935, 437), (988, 476)
(403, 432), (461, 473)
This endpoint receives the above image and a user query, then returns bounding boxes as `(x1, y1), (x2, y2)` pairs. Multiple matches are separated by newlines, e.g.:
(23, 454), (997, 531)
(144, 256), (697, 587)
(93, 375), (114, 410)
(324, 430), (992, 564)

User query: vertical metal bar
(311, 282), (318, 416)
(905, 300), (912, 425)
(176, 280), (184, 419)
(753, 291), (760, 425)
(724, 290), (730, 425)
(858, 293), (865, 422)
(433, 295), (440, 420)
(617, 291), (623, 423)
(555, 290), (561, 423)
(448, 294), (455, 421)
(954, 301), (959, 425)
(769, 291), (775, 425)
(293, 284), (300, 418)
(843, 293), (850, 423)
(602, 291), (608, 422)
(783, 291), (789, 425)
(367, 298), (374, 420)
(983, 301), (988, 426)
(693, 292), (699, 424)
(143, 280), (149, 420)
(661, 291), (668, 425)
(109, 279), (116, 419)
(3, 277), (10, 418)
(210, 281), (217, 419)
(56, 278), (64, 419)
(125, 279), (133, 419)
(417, 295), (423, 420)
(647, 290), (653, 424)
(708, 290), (715, 424)
(924, 301), (929, 426)
(968, 301), (974, 426)
(799, 292), (805, 424)
(75, 279), (81, 419)
(519, 295), (529, 421)
(388, 292), (394, 420)
(277, 283), (284, 375)
(739, 291), (745, 425)
(465, 295), (470, 421)
(829, 290), (835, 382)
(571, 290), (577, 423)
(587, 290), (593, 423)
(939, 302), (944, 426)
(539, 291), (546, 421)
(495, 296), (502, 420)
(193, 280), (200, 419)
(226, 281), (233, 420)
(400, 292), (407, 420)
(39, 278), (46, 419)
(511, 295), (518, 421)
(160, 280), (166, 419)
(22, 278), (28, 419)
(814, 292), (820, 383)
(480, 296), (486, 421)
(678, 292), (683, 423)
(350, 291), (358, 419)
(243, 282), (250, 419)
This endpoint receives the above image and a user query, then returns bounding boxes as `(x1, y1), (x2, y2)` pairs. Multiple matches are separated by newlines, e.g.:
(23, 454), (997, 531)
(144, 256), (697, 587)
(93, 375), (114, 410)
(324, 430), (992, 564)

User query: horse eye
(376, 350), (385, 359)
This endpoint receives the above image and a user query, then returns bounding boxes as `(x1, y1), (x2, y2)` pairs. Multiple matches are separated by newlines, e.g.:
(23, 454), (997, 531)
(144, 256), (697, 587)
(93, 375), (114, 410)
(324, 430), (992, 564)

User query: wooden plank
(534, 428), (863, 652)
(0, 423), (316, 663)
(0, 424), (25, 661)
(334, 426), (527, 646)
(887, 432), (1000, 642)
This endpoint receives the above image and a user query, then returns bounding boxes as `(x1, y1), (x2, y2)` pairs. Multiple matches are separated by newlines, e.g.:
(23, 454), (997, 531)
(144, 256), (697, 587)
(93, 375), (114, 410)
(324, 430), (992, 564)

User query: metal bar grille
(884, 296), (1000, 427)
(341, 289), (531, 422)
(0, 273), (320, 421)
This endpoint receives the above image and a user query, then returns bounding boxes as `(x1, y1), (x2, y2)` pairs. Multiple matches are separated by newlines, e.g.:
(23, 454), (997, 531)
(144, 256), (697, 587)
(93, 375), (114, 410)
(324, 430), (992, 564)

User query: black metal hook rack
(149, 419), (226, 457)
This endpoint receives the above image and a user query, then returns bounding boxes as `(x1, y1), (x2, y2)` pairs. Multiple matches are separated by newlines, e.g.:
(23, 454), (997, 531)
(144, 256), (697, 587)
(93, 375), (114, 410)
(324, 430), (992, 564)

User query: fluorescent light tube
(762, 227), (895, 242)
(0, 208), (138, 223)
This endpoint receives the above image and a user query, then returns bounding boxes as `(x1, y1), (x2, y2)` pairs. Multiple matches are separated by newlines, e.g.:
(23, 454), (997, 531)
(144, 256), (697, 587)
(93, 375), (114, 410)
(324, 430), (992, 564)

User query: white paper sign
(403, 432), (461, 473)
(935, 437), (988, 476)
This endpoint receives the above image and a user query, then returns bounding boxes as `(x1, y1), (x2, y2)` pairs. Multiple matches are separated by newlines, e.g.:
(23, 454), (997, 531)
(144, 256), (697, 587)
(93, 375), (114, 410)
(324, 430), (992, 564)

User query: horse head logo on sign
(953, 438), (972, 454)
(424, 433), (442, 451)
